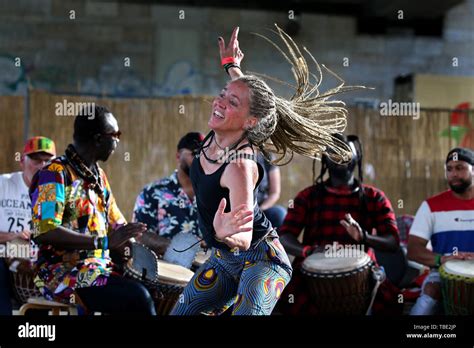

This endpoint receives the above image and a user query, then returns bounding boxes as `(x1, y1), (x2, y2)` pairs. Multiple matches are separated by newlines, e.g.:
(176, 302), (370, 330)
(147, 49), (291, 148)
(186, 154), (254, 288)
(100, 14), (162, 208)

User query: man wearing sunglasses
(133, 132), (204, 268)
(0, 136), (56, 315)
(30, 105), (155, 315)
(277, 133), (400, 315)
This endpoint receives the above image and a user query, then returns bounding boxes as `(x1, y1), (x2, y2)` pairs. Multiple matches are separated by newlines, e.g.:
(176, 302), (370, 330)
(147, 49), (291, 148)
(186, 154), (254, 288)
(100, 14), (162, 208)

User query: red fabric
(450, 102), (470, 126)
(426, 190), (474, 212)
(277, 183), (402, 315)
(279, 183), (399, 253)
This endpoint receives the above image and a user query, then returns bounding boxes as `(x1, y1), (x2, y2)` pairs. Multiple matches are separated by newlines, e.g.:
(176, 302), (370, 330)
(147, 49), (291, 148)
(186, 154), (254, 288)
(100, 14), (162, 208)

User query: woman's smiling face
(209, 80), (254, 133)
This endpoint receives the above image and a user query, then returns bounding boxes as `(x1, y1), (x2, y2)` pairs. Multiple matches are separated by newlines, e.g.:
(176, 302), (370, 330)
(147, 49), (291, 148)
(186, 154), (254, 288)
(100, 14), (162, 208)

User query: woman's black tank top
(190, 141), (273, 250)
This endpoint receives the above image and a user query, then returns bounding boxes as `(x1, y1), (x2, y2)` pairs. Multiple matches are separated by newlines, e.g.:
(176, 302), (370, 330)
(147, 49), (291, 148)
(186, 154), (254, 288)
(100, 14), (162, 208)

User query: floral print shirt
(132, 171), (200, 239)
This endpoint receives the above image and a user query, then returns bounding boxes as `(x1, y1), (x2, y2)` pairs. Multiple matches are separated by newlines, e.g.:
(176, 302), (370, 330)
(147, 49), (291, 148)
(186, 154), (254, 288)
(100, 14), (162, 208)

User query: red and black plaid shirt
(276, 182), (402, 315)
(279, 182), (399, 255)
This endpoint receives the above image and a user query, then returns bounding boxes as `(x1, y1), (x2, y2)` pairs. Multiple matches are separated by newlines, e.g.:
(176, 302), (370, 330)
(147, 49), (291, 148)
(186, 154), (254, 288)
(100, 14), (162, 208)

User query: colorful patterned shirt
(30, 155), (125, 303)
(132, 170), (200, 239)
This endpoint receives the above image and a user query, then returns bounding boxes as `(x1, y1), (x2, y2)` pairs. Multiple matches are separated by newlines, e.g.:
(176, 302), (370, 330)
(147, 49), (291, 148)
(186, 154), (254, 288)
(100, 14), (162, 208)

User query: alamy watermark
(18, 322), (55, 341)
(55, 100), (95, 119)
(324, 242), (366, 258)
(0, 241), (37, 259)
(379, 99), (420, 120)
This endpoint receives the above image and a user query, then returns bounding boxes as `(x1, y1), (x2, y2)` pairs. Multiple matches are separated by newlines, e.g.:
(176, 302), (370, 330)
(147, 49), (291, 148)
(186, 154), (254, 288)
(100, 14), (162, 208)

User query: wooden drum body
(440, 260), (474, 315)
(301, 251), (373, 315)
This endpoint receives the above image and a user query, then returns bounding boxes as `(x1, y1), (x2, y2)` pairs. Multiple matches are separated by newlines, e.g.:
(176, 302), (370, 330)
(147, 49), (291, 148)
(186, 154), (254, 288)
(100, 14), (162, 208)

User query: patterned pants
(171, 233), (292, 315)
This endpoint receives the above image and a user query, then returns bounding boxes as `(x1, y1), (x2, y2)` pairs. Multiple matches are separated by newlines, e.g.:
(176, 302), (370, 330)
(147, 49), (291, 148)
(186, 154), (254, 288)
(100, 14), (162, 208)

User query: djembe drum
(301, 250), (374, 315)
(6, 238), (41, 304)
(153, 260), (194, 315)
(440, 259), (474, 315)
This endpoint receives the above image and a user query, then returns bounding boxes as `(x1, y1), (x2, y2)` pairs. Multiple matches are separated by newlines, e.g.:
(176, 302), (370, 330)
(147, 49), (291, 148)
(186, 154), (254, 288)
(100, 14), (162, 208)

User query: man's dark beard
(327, 158), (356, 184)
(449, 179), (472, 193)
(328, 166), (354, 183)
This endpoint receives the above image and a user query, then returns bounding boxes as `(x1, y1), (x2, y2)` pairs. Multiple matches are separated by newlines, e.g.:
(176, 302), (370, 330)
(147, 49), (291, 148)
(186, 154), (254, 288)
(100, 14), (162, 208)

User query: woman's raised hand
(218, 27), (244, 67)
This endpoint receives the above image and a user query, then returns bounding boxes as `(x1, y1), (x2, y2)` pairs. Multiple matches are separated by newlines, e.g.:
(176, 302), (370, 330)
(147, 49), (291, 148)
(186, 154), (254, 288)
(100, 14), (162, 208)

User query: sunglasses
(101, 131), (122, 139)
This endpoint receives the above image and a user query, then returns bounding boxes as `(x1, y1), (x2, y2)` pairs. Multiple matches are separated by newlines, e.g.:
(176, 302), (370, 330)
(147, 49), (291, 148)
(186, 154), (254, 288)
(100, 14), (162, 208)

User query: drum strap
(172, 238), (203, 253)
(366, 266), (386, 315)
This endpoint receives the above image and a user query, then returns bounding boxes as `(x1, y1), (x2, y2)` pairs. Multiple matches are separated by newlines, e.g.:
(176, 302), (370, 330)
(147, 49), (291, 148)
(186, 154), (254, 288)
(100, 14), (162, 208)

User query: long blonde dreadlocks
(234, 24), (370, 165)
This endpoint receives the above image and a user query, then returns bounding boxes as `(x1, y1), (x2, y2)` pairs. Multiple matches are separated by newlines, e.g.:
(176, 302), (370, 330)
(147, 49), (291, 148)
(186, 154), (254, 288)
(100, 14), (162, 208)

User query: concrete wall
(415, 74), (474, 108)
(0, 0), (473, 105)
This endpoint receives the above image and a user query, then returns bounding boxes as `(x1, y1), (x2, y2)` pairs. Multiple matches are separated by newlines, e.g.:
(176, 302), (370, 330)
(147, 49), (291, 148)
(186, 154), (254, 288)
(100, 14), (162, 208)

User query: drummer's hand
(17, 230), (31, 240)
(305, 245), (325, 256)
(213, 198), (253, 240)
(458, 252), (474, 260)
(109, 223), (147, 249)
(340, 214), (367, 242)
(441, 254), (466, 264)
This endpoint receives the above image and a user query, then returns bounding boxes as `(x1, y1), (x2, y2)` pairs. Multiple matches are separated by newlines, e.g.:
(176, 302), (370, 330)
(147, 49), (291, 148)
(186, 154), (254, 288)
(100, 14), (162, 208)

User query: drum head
(443, 260), (474, 278)
(128, 243), (159, 283)
(302, 250), (371, 274)
(157, 260), (194, 286)
(163, 232), (201, 268)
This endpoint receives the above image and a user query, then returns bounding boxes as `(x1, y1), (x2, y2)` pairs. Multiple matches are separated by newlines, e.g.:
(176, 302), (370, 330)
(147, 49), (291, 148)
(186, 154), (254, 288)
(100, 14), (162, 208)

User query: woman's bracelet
(221, 56), (241, 75)
(224, 63), (241, 75)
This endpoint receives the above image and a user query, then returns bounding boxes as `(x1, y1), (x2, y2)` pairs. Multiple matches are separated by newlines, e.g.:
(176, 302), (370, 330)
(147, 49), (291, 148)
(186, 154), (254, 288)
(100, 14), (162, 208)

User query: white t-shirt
(410, 190), (474, 254)
(0, 171), (31, 234)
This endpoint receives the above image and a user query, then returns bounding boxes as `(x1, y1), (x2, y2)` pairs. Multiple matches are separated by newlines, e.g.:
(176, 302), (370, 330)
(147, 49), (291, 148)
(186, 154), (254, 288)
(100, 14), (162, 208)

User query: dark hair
(177, 132), (205, 153)
(313, 133), (363, 185)
(217, 24), (369, 166)
(311, 133), (370, 231)
(73, 105), (112, 143)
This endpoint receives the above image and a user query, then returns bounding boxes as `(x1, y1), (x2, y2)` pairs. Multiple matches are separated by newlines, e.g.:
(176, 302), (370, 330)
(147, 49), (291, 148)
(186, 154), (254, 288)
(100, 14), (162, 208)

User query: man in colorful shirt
(408, 147), (474, 315)
(0, 136), (56, 315)
(133, 132), (204, 268)
(277, 134), (400, 315)
(31, 105), (155, 314)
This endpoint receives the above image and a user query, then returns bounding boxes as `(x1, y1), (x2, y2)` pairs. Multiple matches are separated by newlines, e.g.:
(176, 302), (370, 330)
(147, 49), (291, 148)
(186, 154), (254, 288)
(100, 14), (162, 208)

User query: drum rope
(366, 266), (386, 315)
(172, 238), (204, 253)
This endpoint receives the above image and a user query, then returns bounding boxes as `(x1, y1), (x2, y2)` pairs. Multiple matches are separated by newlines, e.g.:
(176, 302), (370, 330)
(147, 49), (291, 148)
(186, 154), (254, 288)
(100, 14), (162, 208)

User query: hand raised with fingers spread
(340, 213), (367, 242)
(213, 198), (253, 240)
(218, 27), (244, 66)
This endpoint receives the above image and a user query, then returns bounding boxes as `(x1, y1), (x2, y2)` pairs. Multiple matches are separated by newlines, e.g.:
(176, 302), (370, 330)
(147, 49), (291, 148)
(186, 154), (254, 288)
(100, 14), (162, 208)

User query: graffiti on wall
(0, 55), (27, 95)
(440, 102), (474, 148)
(0, 54), (203, 97)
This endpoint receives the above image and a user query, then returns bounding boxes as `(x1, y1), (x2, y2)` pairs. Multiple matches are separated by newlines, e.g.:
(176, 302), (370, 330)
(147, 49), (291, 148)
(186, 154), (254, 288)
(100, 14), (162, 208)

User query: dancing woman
(171, 25), (365, 315)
